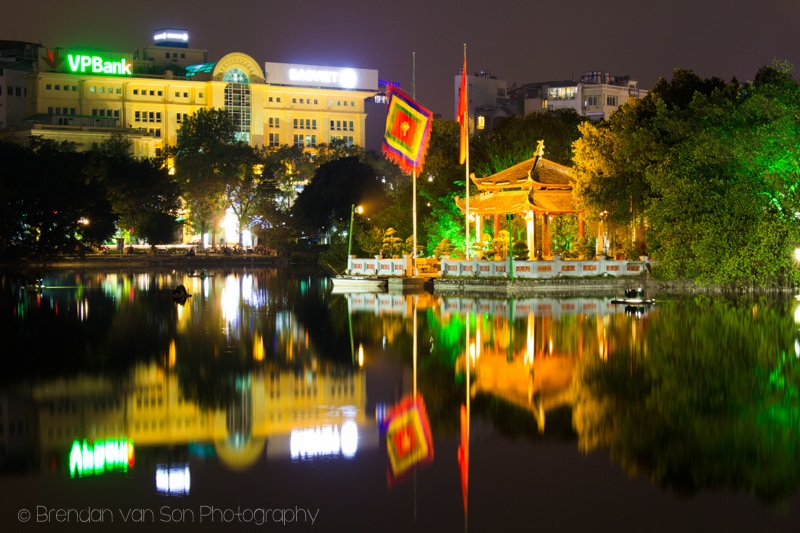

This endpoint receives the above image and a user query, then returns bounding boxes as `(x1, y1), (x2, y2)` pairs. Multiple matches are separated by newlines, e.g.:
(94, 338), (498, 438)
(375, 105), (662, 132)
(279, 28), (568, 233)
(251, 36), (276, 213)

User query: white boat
(331, 276), (388, 291)
(610, 287), (655, 305)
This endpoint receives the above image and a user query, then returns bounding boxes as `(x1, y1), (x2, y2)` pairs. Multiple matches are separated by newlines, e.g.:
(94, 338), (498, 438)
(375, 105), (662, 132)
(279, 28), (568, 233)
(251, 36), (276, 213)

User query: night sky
(3, 0), (800, 119)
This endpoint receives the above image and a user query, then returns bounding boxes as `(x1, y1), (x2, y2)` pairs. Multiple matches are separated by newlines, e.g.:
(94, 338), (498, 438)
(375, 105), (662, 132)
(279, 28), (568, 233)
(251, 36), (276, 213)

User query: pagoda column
(541, 214), (550, 258)
(526, 211), (535, 260)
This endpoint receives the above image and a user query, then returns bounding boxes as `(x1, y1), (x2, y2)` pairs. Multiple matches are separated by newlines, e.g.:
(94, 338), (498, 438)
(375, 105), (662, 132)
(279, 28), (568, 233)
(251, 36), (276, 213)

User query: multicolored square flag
(384, 395), (434, 486)
(382, 86), (434, 175)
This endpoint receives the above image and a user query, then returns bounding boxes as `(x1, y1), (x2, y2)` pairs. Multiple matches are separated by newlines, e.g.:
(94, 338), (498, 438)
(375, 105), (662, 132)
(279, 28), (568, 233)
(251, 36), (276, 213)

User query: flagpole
(412, 51), (418, 276)
(462, 44), (470, 260)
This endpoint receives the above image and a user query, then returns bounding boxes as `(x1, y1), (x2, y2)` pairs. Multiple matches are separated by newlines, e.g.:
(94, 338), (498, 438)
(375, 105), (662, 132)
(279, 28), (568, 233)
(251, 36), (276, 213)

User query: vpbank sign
(67, 54), (132, 75)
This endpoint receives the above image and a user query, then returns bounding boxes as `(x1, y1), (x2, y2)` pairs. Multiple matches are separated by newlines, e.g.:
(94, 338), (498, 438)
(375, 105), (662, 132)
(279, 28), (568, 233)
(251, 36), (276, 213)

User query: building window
(158, 91), (162, 96)
(330, 120), (335, 130)
(156, 112), (162, 123)
(149, 111), (154, 122)
(305, 119), (311, 129)
(269, 133), (279, 146)
(72, 86), (77, 91)
(477, 116), (485, 130)
(199, 92), (204, 98)
(586, 95), (599, 106)
(70, 108), (76, 115)
(134, 89), (139, 95)
(135, 111), (141, 121)
(336, 120), (342, 131)
(149, 90), (155, 96)
(46, 84), (52, 90)
(183, 92), (188, 98)
(224, 79), (251, 143)
(293, 118), (298, 129)
(306, 135), (316, 147)
(348, 121), (354, 131)
(269, 117), (279, 128)
(606, 96), (617, 106)
(99, 87), (105, 93)
(276, 97), (280, 103)
(314, 99), (318, 105)
(115, 88), (121, 94)
(293, 134), (304, 147)
(312, 119), (317, 130)
(292, 98), (297, 104)
(48, 106), (54, 114)
(114, 110), (119, 118)
(328, 100), (333, 106)
(90, 86), (96, 93)
(175, 92), (180, 97)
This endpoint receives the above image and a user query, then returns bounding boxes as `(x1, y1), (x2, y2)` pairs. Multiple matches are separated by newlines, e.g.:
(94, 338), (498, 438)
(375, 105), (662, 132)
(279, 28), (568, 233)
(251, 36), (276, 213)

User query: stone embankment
(433, 276), (800, 296)
(1, 253), (289, 271)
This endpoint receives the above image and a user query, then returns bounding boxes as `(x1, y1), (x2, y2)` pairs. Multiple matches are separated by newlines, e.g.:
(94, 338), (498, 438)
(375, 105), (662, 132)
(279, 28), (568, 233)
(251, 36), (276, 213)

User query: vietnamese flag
(458, 53), (468, 165)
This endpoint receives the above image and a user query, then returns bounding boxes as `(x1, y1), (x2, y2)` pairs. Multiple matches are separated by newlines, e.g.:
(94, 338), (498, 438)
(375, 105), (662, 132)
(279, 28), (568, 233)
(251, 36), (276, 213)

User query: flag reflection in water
(382, 395), (433, 486)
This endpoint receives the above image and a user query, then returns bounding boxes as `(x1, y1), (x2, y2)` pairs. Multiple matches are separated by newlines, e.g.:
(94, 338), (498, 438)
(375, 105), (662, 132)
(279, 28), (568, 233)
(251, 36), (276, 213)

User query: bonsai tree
(382, 228), (404, 257)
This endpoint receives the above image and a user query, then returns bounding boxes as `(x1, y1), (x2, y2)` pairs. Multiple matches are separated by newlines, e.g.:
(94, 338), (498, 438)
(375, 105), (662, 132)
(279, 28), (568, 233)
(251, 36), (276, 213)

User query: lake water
(2, 267), (800, 532)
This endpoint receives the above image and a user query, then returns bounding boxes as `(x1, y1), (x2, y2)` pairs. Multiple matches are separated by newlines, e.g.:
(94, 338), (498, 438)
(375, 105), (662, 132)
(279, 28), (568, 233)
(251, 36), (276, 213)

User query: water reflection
(4, 269), (800, 530)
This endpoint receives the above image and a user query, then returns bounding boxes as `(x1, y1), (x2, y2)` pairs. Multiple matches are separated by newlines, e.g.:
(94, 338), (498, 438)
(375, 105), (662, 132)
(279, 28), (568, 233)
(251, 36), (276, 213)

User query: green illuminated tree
(573, 63), (800, 286)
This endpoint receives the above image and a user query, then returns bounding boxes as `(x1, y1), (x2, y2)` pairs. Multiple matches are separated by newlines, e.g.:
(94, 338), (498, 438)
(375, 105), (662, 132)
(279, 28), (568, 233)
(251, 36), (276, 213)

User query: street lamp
(347, 204), (363, 259)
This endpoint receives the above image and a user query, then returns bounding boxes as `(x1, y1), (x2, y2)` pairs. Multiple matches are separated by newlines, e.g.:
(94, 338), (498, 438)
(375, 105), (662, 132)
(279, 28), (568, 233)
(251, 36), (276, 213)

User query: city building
(453, 69), (513, 135)
(509, 71), (647, 121)
(0, 30), (379, 159)
(454, 69), (648, 133)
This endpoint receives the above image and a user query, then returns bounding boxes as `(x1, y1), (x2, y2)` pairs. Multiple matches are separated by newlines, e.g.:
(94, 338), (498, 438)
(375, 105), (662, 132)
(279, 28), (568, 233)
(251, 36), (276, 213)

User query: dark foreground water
(2, 267), (800, 532)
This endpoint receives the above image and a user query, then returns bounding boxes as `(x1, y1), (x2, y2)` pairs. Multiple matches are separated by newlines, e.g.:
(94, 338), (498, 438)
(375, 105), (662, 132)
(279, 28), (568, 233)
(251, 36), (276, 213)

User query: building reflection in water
(3, 270), (377, 491)
(3, 270), (655, 497)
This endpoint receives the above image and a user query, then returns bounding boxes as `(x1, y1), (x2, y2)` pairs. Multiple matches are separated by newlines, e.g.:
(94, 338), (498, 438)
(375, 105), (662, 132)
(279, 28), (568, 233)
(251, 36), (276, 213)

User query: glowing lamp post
(348, 204), (363, 259)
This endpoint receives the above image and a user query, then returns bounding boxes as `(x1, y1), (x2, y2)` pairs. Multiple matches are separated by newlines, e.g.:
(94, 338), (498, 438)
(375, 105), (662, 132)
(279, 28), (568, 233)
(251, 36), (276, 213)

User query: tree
(573, 62), (800, 286)
(88, 138), (181, 245)
(291, 156), (389, 236)
(0, 138), (116, 258)
(172, 108), (237, 247)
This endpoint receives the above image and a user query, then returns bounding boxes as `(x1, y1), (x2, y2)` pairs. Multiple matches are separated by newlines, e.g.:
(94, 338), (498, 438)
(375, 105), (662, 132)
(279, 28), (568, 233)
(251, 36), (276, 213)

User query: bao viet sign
(264, 62), (378, 92)
(40, 48), (133, 76)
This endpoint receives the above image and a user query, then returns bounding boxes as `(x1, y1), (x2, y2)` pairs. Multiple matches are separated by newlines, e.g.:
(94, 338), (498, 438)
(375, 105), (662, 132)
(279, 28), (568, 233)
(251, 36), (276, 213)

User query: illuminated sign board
(264, 62), (378, 92)
(153, 29), (189, 43)
(40, 48), (133, 76)
(67, 54), (132, 75)
(69, 438), (134, 477)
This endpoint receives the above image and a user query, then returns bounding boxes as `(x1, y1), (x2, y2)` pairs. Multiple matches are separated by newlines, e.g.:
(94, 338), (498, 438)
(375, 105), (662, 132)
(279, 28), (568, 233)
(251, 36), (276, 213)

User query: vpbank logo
(41, 48), (64, 70)
(66, 54), (132, 76)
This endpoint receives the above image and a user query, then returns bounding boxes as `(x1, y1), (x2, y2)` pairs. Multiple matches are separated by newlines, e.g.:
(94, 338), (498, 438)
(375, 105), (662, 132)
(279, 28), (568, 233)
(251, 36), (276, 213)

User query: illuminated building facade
(1, 30), (379, 159)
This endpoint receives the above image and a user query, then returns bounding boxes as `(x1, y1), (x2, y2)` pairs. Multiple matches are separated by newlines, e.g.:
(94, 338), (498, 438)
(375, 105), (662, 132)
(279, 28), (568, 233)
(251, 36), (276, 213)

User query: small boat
(611, 287), (655, 305)
(171, 284), (192, 299)
(188, 270), (213, 278)
(22, 279), (46, 291)
(331, 276), (388, 291)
